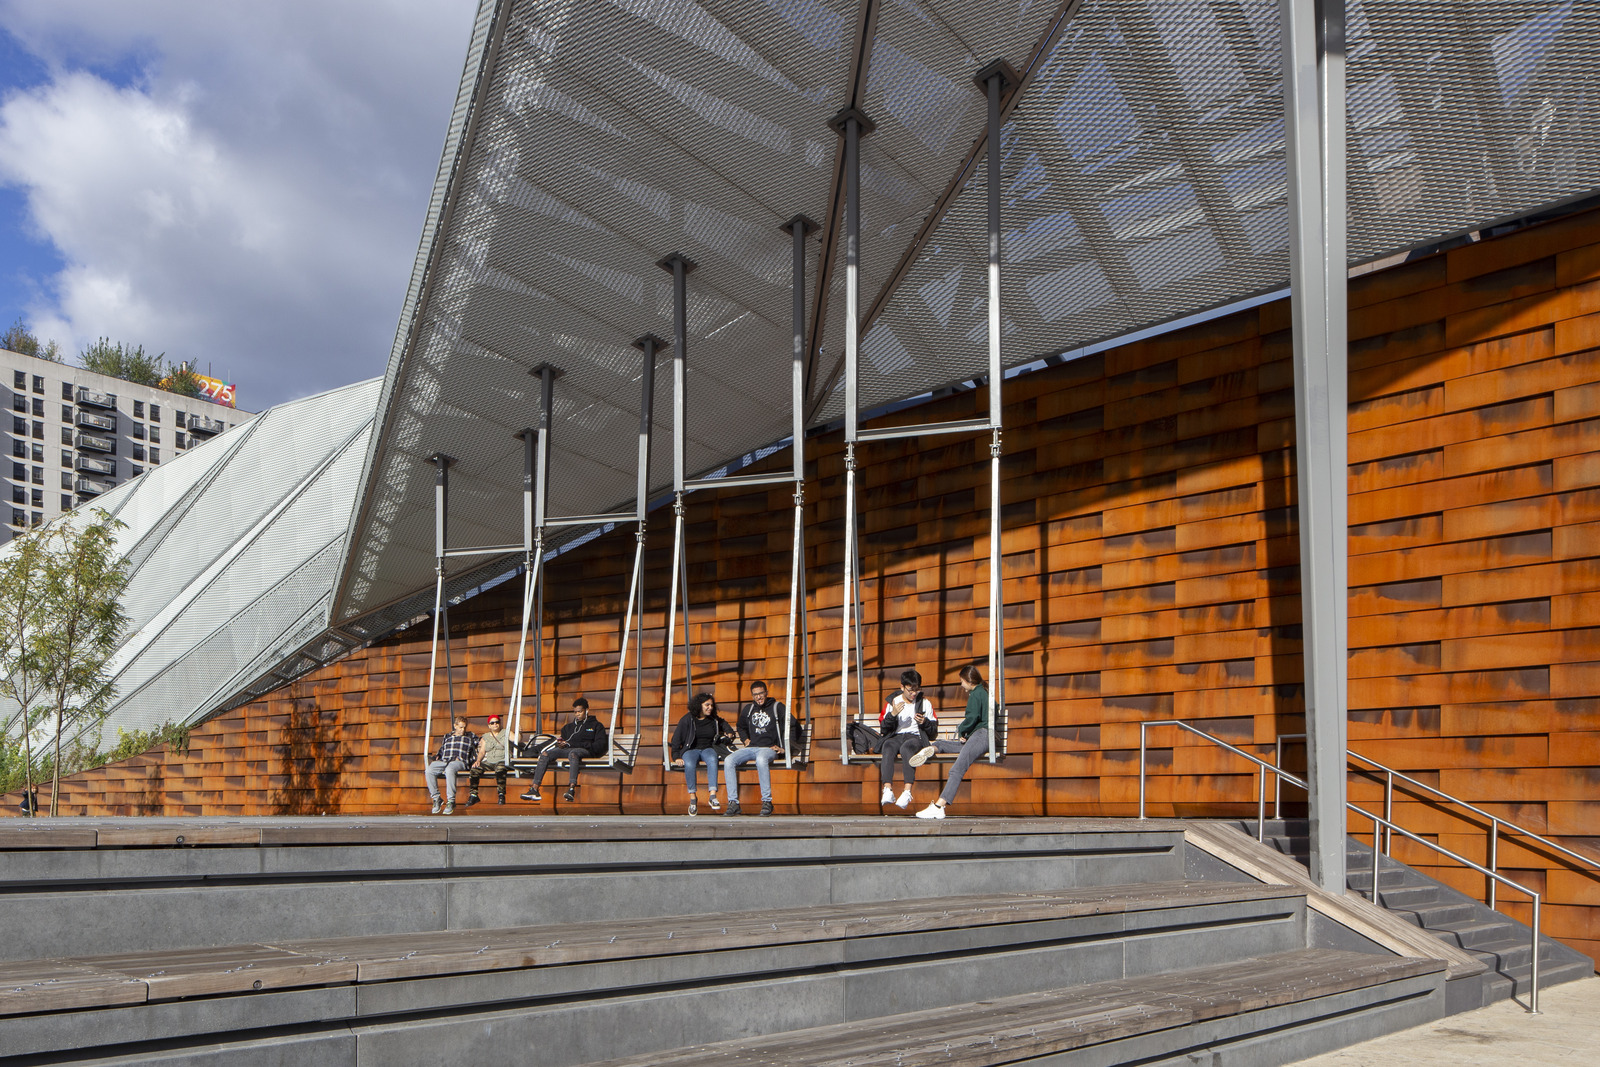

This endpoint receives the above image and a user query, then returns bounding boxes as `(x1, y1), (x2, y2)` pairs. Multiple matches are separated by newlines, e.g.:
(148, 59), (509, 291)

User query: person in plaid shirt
(425, 716), (478, 814)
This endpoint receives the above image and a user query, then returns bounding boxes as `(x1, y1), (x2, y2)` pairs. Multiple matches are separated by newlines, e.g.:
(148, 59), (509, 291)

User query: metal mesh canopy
(0, 379), (384, 737)
(333, 0), (1600, 627)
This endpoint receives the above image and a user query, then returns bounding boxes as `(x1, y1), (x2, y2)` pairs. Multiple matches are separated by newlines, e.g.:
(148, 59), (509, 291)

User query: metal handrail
(1276, 733), (1600, 909)
(1139, 718), (1544, 1013)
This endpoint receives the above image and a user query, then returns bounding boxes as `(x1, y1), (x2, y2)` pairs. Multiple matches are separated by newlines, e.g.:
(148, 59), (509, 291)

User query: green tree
(33, 510), (130, 816)
(162, 362), (204, 398)
(80, 338), (165, 386)
(0, 529), (52, 816)
(2, 318), (64, 362)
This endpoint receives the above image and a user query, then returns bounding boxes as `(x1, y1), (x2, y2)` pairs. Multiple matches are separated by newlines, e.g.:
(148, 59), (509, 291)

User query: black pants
(532, 747), (589, 789)
(469, 761), (508, 797)
(879, 733), (927, 785)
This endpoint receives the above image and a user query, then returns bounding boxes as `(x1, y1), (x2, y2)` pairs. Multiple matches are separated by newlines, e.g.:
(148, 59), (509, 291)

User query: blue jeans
(425, 759), (466, 800)
(724, 746), (780, 803)
(938, 728), (989, 806)
(681, 748), (719, 794)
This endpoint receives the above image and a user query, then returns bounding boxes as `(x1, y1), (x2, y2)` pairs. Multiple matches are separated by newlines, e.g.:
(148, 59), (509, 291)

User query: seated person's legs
(722, 746), (754, 808)
(753, 746), (777, 803)
(425, 759), (448, 810)
(521, 748), (559, 800)
(561, 750), (584, 797)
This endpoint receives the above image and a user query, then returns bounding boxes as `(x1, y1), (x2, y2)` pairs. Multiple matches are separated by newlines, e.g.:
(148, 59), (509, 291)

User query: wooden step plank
(1183, 821), (1486, 978)
(0, 960), (148, 1015)
(67, 945), (359, 999)
(572, 949), (1443, 1067)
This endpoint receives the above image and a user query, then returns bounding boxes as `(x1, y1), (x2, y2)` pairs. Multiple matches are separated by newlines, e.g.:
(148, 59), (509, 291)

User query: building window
(60, 471), (71, 490)
(60, 427), (72, 446)
(11, 461), (23, 480)
(31, 375), (44, 394)
(30, 443), (42, 462)
(13, 415), (26, 435)
(61, 382), (72, 400)
(11, 508), (23, 527)
(10, 440), (21, 458)
(30, 489), (42, 508)
(10, 486), (22, 504)
(149, 427), (160, 444)
(31, 420), (43, 440)
(131, 444), (145, 462)
(61, 404), (71, 422)
(60, 450), (71, 467)
(151, 403), (161, 421)
(131, 422), (145, 440)
(133, 400), (144, 418)
(149, 447), (159, 463)
(131, 463), (144, 476)
(12, 371), (24, 390)
(31, 466), (43, 485)
(31, 397), (43, 417)
(11, 395), (24, 413)
(30, 511), (41, 527)
(60, 494), (72, 511)
(175, 432), (186, 448)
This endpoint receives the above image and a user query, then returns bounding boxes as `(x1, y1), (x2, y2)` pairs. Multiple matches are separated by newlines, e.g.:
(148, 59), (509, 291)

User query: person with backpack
(519, 697), (609, 803)
(913, 664), (992, 820)
(877, 668), (937, 810)
(670, 692), (734, 815)
(722, 680), (786, 816)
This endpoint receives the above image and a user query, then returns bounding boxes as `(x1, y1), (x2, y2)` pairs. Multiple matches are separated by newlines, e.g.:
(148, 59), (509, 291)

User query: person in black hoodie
(722, 680), (786, 817)
(877, 668), (937, 810)
(519, 697), (608, 803)
(669, 692), (733, 816)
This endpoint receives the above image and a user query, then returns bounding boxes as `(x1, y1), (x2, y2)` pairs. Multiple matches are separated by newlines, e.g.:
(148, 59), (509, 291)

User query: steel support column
(422, 453), (455, 766)
(658, 255), (695, 764)
(1282, 0), (1349, 894)
(612, 334), (663, 761)
(782, 214), (817, 767)
(831, 107), (873, 759)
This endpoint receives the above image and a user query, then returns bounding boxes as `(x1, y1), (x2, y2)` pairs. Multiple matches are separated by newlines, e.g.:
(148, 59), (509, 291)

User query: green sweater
(957, 686), (990, 739)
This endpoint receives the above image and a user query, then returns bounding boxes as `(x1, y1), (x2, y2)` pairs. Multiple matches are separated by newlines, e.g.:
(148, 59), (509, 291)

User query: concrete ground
(1292, 976), (1600, 1065)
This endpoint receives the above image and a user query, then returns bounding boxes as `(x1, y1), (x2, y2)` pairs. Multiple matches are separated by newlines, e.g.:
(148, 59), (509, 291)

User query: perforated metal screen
(333, 0), (1600, 628)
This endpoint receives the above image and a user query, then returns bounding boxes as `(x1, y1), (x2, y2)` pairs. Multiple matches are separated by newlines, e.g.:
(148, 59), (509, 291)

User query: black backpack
(847, 721), (884, 755)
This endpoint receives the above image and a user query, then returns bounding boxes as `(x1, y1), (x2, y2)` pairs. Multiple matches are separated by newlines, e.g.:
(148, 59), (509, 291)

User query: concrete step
(0, 881), (1314, 1065)
(572, 949), (1447, 1067)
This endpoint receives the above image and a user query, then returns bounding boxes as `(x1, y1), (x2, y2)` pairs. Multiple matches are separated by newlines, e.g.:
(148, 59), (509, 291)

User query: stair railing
(1275, 734), (1600, 911)
(1138, 718), (1545, 1013)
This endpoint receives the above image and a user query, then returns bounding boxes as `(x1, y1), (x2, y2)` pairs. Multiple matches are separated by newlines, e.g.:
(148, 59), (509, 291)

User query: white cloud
(0, 0), (479, 410)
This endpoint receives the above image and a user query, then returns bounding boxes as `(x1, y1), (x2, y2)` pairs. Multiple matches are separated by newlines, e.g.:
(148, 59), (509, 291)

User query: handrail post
(1530, 894), (1542, 1014)
(1257, 768), (1267, 841)
(1371, 811), (1381, 902)
(1383, 770), (1393, 855)
(1274, 735), (1285, 819)
(1488, 819), (1499, 910)
(1138, 722), (1147, 820)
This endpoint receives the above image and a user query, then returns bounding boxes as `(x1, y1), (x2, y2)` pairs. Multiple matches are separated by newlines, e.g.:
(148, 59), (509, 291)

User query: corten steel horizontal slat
(328, 0), (1600, 636)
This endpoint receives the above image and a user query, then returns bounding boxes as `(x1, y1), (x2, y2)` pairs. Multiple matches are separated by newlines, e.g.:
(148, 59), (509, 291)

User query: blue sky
(0, 2), (478, 409)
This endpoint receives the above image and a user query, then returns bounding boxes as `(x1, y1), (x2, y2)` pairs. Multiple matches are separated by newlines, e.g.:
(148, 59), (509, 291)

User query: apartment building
(2, 346), (256, 544)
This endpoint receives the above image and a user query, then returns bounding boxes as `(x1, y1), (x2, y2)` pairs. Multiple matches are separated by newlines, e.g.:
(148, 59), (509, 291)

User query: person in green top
(910, 665), (991, 820)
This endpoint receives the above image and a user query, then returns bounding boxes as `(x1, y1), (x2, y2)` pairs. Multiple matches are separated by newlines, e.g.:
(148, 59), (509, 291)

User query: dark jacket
(736, 698), (786, 749)
(669, 711), (733, 759)
(880, 693), (937, 741)
(558, 713), (609, 757)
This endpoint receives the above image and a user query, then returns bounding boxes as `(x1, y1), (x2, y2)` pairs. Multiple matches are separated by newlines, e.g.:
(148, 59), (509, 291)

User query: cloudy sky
(0, 1), (479, 411)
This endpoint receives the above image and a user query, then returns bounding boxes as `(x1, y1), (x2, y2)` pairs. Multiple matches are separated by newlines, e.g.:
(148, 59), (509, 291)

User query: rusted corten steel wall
(15, 207), (1600, 959)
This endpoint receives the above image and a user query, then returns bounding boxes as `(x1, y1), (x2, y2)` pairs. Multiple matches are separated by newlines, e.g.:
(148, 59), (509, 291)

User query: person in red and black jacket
(878, 668), (937, 810)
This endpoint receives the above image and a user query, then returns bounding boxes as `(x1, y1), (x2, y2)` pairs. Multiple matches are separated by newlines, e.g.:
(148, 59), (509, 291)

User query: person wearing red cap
(469, 714), (511, 806)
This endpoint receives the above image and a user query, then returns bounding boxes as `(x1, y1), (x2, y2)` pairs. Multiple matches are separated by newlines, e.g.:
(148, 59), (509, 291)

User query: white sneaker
(908, 746), (936, 767)
(916, 803), (945, 820)
(896, 787), (913, 809)
(429, 797), (442, 814)
(880, 784), (895, 805)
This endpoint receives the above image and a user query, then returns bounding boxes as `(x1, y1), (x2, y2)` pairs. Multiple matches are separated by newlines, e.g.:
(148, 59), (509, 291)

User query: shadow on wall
(269, 697), (349, 815)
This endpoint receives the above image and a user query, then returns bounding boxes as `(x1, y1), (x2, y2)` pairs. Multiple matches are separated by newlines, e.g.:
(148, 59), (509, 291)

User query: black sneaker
(759, 801), (773, 817)
(724, 802), (741, 816)
(520, 788), (541, 801)
(467, 793), (480, 807)
(563, 788), (575, 802)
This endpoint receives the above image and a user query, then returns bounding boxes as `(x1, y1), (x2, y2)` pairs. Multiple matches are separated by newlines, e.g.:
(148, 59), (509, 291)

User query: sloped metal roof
(332, 0), (1600, 628)
(45, 379), (385, 734)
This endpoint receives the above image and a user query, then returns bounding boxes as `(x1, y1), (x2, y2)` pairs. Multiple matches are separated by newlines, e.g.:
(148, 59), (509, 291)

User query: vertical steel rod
(780, 216), (812, 769)
(1257, 770), (1267, 841)
(1138, 723), (1147, 819)
(1371, 812), (1381, 901)
(663, 499), (683, 766)
(1281, 0), (1349, 895)
(532, 365), (554, 737)
(985, 67), (1004, 765)
(1530, 895), (1541, 1013)
(1383, 770), (1394, 854)
(508, 427), (537, 740)
(1488, 819), (1499, 909)
(838, 109), (865, 760)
